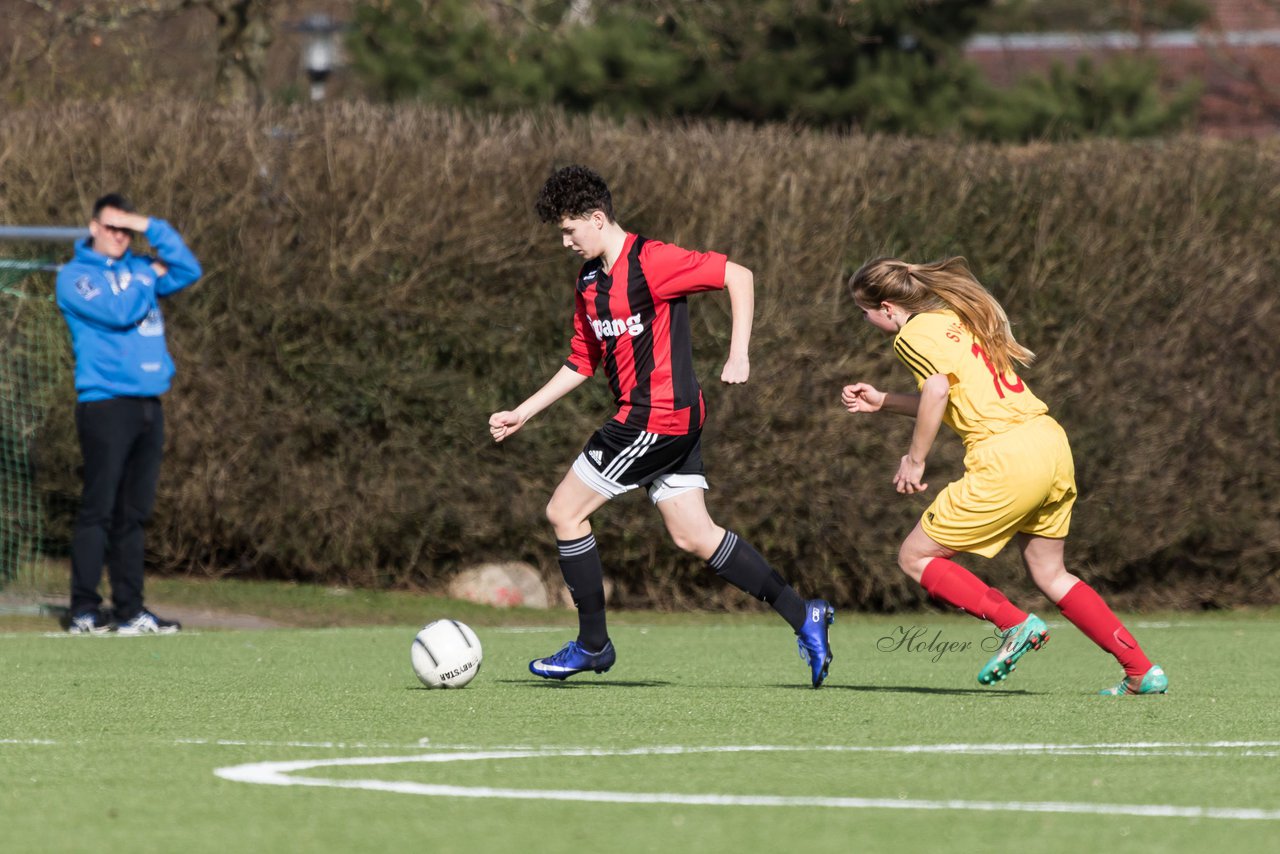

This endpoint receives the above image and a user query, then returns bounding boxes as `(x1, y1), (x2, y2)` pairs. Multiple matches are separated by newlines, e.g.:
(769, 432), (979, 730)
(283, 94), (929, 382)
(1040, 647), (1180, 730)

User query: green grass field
(3, 601), (1278, 853)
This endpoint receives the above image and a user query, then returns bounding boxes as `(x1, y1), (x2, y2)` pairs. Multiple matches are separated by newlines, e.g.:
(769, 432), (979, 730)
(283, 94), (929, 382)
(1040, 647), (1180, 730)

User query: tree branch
(19, 0), (198, 34)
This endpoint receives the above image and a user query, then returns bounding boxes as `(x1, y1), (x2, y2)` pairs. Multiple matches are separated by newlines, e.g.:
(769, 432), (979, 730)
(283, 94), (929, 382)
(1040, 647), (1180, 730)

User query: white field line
(9, 738), (1278, 756)
(20, 632), (204, 639)
(488, 627), (567, 634)
(193, 739), (1280, 755)
(7, 737), (1269, 757)
(194, 742), (1268, 758)
(7, 737), (1277, 817)
(0, 619), (1259, 642)
(211, 744), (1280, 821)
(492, 622), (1247, 632)
(178, 738), (437, 749)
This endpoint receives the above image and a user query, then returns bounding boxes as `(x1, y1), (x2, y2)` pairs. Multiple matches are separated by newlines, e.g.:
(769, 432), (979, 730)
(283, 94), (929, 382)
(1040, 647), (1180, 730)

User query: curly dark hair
(533, 165), (614, 223)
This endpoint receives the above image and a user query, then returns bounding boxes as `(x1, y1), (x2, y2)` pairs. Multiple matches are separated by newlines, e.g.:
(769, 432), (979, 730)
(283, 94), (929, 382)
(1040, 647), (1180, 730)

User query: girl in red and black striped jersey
(489, 165), (834, 687)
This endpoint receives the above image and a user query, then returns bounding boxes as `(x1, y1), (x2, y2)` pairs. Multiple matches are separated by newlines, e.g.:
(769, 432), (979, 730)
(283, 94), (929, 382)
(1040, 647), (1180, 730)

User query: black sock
(708, 530), (807, 632)
(558, 533), (609, 651)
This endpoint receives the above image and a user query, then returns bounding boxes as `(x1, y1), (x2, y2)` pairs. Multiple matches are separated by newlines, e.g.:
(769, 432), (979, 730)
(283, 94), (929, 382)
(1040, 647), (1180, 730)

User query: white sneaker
(115, 610), (181, 636)
(67, 609), (112, 635)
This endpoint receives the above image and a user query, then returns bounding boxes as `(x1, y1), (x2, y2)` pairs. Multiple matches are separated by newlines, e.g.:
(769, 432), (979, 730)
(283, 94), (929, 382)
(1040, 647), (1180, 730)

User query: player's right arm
(842, 383), (921, 417)
(491, 290), (600, 443)
(55, 264), (153, 330)
(489, 366), (590, 443)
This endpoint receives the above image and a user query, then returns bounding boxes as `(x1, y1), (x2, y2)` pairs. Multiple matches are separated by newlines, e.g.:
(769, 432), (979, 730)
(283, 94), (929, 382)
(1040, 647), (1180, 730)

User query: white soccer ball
(411, 620), (483, 689)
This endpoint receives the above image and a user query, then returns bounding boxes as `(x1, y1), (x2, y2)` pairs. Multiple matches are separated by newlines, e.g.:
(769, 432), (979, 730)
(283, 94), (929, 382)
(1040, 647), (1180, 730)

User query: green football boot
(977, 614), (1049, 685)
(1099, 664), (1169, 696)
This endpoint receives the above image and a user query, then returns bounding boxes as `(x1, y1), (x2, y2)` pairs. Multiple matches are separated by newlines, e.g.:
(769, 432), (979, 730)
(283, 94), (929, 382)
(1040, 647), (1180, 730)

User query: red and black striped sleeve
(640, 240), (728, 299)
(564, 287), (601, 376)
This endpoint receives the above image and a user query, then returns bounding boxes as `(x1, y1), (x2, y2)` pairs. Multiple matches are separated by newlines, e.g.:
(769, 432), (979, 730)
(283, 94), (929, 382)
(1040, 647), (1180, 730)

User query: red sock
(920, 558), (1027, 631)
(1056, 581), (1152, 678)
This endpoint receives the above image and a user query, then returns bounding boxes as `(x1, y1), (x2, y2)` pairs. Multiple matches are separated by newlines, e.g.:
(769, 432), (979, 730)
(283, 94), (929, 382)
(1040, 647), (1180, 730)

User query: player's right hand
(842, 383), (885, 414)
(488, 411), (524, 443)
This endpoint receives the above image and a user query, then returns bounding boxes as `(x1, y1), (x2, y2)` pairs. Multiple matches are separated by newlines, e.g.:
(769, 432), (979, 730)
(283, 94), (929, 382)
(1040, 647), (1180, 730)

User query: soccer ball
(411, 620), (483, 689)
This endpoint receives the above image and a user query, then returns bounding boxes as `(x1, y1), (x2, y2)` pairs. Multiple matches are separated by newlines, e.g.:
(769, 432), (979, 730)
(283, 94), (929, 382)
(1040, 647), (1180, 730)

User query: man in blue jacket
(56, 193), (202, 635)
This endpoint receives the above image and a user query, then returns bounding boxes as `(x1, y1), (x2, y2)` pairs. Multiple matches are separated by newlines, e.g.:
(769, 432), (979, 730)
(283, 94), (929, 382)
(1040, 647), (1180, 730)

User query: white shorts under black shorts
(571, 420), (708, 504)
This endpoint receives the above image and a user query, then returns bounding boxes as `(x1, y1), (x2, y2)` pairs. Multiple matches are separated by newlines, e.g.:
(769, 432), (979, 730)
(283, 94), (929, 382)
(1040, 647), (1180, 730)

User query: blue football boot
(1099, 664), (1169, 696)
(529, 640), (616, 680)
(796, 600), (835, 688)
(977, 614), (1049, 685)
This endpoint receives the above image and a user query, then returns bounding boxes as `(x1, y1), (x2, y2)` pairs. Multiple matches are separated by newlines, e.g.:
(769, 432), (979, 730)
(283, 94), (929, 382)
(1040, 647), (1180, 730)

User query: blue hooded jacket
(56, 219), (202, 402)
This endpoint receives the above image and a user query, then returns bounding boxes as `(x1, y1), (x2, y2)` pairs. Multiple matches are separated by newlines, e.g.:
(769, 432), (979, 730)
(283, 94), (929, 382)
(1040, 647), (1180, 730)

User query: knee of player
(112, 512), (153, 529)
(75, 508), (115, 529)
(1029, 565), (1076, 598)
(667, 529), (702, 555)
(544, 498), (585, 533)
(669, 524), (723, 560)
(895, 548), (925, 580)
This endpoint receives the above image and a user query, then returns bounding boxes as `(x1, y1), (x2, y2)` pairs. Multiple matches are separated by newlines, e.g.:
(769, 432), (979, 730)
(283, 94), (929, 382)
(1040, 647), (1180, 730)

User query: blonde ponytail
(849, 256), (1034, 376)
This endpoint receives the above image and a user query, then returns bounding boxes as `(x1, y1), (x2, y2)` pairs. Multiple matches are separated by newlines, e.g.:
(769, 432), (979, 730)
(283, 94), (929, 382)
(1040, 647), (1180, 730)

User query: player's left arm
(720, 261), (752, 384)
(895, 373), (949, 495)
(642, 241), (743, 380)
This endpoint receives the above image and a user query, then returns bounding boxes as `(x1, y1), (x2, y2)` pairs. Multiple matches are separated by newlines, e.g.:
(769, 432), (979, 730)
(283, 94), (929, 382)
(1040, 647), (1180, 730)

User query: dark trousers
(70, 397), (164, 620)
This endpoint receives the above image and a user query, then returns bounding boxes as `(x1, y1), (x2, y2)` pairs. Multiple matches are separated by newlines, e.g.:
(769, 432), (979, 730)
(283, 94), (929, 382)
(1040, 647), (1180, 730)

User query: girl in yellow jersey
(842, 256), (1167, 695)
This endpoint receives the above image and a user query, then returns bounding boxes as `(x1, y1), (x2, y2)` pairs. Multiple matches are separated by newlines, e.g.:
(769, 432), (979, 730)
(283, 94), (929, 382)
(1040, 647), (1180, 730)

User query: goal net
(0, 258), (68, 594)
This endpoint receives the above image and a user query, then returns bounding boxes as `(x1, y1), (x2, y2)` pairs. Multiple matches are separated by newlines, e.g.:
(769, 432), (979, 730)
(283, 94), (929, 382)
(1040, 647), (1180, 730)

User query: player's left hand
(893, 455), (928, 494)
(720, 353), (749, 384)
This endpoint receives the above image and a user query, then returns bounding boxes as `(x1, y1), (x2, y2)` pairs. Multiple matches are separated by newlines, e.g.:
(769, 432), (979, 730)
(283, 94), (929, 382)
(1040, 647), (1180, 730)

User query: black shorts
(571, 420), (708, 503)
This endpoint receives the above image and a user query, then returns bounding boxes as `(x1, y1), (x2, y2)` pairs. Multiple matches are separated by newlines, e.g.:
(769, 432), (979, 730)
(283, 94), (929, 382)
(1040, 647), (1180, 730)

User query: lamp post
(295, 13), (342, 102)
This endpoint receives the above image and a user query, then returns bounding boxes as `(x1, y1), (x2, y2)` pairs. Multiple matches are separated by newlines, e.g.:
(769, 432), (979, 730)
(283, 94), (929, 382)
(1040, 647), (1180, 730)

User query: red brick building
(967, 0), (1280, 135)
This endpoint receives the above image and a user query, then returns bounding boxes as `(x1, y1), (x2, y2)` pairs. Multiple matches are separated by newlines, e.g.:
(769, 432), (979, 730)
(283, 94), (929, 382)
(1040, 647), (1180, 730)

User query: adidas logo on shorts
(589, 449), (604, 466)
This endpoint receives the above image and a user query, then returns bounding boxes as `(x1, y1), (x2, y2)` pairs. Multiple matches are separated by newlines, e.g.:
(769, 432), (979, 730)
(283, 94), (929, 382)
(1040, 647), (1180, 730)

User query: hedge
(3, 101), (1277, 610)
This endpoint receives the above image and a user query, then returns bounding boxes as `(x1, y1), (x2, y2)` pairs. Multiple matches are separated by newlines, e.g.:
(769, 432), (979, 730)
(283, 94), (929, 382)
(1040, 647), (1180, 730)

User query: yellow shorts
(921, 415), (1076, 558)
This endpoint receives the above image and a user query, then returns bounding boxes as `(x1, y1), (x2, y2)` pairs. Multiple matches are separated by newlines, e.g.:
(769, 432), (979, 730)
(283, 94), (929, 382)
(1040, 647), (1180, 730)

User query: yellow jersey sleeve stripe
(894, 338), (939, 382)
